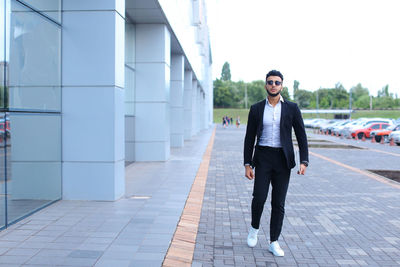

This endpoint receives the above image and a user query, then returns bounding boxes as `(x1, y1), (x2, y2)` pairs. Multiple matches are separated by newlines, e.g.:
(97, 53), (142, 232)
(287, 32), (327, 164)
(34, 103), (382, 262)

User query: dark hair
(266, 70), (284, 84)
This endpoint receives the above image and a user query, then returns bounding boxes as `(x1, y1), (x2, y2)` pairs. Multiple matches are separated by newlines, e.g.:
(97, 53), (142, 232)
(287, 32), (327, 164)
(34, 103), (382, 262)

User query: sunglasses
(267, 80), (282, 86)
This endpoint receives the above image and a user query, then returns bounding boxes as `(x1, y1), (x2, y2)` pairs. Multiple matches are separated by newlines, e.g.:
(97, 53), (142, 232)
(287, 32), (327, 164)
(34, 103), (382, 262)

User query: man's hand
(297, 163), (307, 175)
(245, 165), (255, 180)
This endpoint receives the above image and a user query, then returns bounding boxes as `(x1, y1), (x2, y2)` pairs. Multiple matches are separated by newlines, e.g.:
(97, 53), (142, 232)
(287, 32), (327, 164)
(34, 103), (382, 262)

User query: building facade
(0, 0), (212, 229)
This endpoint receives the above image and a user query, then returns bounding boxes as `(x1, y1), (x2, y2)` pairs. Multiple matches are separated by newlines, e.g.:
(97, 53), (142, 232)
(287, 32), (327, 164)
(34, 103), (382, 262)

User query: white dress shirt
(258, 96), (284, 147)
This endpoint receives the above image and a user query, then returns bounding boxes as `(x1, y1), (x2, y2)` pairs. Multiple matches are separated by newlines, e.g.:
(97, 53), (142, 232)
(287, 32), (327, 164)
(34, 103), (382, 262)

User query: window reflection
(9, 0), (61, 111)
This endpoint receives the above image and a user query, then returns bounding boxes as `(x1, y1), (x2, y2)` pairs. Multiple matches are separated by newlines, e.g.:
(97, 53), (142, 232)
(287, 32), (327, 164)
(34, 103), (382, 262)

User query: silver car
(389, 130), (400, 145)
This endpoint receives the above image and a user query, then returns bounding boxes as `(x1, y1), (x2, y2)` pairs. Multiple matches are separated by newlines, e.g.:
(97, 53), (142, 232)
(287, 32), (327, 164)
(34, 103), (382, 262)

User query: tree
(293, 80), (300, 96)
(294, 89), (313, 108)
(281, 86), (291, 101)
(331, 83), (348, 108)
(354, 95), (370, 109)
(213, 79), (241, 108)
(378, 85), (390, 97)
(213, 79), (232, 108)
(350, 83), (369, 102)
(221, 62), (231, 81)
(247, 80), (265, 105)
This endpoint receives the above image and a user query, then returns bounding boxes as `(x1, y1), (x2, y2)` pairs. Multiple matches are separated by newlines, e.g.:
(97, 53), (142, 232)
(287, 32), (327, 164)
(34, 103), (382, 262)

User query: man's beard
(267, 89), (281, 97)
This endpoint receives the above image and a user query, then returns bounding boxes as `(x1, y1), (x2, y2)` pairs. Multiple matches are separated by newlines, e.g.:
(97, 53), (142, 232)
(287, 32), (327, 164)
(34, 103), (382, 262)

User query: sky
(206, 0), (400, 97)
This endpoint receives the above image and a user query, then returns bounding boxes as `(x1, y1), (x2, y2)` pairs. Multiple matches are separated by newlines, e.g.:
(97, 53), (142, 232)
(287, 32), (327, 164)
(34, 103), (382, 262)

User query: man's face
(265, 76), (283, 97)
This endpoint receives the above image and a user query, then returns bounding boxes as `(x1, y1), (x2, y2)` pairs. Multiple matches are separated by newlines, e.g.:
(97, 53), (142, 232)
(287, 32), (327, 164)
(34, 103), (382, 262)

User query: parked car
(351, 122), (390, 139)
(371, 124), (400, 143)
(321, 120), (349, 135)
(389, 130), (400, 146)
(330, 120), (350, 136)
(319, 120), (340, 134)
(310, 119), (329, 129)
(342, 118), (393, 138)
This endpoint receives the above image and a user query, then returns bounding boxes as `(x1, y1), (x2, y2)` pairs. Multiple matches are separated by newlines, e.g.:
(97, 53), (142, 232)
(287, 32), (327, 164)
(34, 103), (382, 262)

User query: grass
(214, 108), (250, 124)
(214, 108), (400, 124)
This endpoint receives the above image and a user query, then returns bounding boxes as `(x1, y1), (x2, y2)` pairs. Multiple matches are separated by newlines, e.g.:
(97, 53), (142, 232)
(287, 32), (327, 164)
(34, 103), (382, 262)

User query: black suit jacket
(244, 99), (309, 169)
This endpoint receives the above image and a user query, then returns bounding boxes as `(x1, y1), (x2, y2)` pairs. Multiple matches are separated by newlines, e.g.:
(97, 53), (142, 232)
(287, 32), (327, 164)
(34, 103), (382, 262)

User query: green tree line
(214, 62), (400, 109)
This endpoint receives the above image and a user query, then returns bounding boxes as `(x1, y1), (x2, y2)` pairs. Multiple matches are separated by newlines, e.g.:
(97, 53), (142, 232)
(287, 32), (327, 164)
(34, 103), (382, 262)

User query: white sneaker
(269, 241), (284, 256)
(247, 226), (259, 247)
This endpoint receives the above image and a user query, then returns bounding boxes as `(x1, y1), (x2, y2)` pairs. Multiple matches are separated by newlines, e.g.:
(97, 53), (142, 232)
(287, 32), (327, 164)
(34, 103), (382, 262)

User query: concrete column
(170, 54), (184, 147)
(197, 87), (201, 131)
(62, 0), (125, 200)
(204, 91), (209, 128)
(183, 70), (193, 140)
(135, 24), (171, 161)
(200, 91), (205, 130)
(191, 79), (198, 137)
(125, 23), (135, 162)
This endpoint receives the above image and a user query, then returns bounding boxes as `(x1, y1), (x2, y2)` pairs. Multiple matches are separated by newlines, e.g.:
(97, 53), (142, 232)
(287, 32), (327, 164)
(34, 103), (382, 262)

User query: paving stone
(192, 126), (400, 266)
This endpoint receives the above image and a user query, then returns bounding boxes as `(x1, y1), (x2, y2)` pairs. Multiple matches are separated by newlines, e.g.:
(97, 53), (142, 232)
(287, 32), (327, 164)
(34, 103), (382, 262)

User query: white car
(332, 120), (351, 135)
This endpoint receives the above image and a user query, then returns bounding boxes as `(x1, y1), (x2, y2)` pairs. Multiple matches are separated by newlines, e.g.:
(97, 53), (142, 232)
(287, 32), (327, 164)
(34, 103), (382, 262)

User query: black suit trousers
(251, 146), (291, 242)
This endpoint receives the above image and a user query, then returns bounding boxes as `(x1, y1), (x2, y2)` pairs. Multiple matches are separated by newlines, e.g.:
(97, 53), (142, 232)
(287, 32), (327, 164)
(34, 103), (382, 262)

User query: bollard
(390, 138), (395, 146)
(336, 132), (339, 137)
(362, 134), (366, 141)
(355, 134), (358, 140)
(380, 137), (384, 144)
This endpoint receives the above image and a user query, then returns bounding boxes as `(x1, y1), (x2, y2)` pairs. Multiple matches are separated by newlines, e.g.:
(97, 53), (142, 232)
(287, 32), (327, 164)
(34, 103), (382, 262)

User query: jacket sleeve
(244, 105), (257, 166)
(292, 104), (309, 164)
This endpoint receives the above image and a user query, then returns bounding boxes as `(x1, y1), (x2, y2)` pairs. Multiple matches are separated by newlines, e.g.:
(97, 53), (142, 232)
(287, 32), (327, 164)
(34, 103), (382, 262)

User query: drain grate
(368, 170), (400, 183)
(129, 195), (151, 200)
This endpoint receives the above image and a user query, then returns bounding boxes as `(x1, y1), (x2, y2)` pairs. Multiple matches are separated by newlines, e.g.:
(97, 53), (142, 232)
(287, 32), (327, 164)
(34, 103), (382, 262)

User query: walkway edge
(310, 150), (400, 189)
(162, 126), (217, 267)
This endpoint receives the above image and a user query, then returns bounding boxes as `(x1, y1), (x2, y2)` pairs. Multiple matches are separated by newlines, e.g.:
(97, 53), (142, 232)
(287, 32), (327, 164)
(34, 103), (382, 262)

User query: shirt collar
(266, 95), (284, 106)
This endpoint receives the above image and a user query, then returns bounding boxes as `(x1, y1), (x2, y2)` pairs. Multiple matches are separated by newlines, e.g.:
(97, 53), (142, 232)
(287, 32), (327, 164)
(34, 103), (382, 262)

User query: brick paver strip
(162, 126), (216, 267)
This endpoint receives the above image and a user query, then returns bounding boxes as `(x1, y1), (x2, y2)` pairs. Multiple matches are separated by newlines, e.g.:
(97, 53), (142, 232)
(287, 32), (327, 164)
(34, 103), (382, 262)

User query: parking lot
(305, 117), (400, 146)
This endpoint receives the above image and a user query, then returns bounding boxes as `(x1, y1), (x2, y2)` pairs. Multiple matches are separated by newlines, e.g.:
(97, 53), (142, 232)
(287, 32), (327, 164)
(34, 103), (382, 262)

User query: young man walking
(243, 70), (309, 256)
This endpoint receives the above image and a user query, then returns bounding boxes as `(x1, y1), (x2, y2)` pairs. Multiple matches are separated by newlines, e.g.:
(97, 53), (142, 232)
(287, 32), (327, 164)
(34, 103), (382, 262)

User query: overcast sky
(206, 0), (400, 97)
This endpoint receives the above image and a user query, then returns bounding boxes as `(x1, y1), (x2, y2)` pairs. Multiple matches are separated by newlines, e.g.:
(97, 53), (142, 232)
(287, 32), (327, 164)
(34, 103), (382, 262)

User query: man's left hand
(297, 164), (307, 175)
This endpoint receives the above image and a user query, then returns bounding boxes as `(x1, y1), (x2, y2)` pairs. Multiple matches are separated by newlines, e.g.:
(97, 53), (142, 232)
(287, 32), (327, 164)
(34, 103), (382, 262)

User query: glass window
(0, 0), (6, 229)
(7, 112), (61, 224)
(382, 124), (389, 129)
(0, 0), (8, 110)
(0, 0), (61, 229)
(0, 113), (5, 229)
(8, 0), (61, 112)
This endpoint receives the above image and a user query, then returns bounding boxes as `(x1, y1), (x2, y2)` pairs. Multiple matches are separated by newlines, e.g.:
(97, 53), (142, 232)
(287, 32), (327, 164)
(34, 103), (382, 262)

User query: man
(243, 70), (308, 257)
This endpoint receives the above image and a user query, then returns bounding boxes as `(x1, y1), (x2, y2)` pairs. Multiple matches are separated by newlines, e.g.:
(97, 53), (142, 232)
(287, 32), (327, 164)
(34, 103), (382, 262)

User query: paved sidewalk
(193, 125), (400, 267)
(0, 128), (214, 267)
(1, 124), (399, 267)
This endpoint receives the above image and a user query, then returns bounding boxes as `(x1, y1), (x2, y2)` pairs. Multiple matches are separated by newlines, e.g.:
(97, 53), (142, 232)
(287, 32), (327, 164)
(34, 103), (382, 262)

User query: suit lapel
(257, 99), (266, 137)
(259, 99), (266, 122)
(280, 100), (287, 130)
